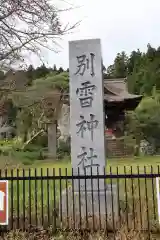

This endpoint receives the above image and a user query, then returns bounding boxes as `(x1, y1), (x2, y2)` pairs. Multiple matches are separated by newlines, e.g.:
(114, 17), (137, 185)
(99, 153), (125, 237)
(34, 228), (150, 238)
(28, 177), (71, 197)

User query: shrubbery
(0, 138), (47, 165)
(57, 137), (70, 159)
(0, 135), (71, 166)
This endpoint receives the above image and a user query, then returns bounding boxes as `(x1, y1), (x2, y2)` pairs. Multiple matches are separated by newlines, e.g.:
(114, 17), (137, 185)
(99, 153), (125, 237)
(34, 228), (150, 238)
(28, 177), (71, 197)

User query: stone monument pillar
(61, 39), (118, 229)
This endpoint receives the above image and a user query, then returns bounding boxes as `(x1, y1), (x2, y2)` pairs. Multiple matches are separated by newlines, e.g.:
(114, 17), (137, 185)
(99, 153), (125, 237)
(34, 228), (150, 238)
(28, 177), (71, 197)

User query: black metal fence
(1, 166), (160, 235)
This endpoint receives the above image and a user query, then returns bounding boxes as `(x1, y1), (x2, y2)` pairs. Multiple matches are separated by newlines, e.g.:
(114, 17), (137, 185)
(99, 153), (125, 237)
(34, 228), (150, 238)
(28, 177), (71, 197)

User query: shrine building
(104, 78), (142, 157)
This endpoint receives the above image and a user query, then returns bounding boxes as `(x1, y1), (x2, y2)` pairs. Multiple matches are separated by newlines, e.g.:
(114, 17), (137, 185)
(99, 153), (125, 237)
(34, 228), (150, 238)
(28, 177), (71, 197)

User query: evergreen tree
(53, 64), (57, 72)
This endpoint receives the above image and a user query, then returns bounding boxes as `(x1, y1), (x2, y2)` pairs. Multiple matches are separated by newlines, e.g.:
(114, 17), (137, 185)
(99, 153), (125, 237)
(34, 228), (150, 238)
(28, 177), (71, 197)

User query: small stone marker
(61, 39), (118, 227)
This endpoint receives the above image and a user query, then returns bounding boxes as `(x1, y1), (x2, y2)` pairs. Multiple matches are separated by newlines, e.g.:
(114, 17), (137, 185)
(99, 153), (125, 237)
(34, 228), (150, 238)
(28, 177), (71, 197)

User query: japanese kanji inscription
(76, 114), (98, 141)
(76, 81), (96, 108)
(77, 147), (99, 170)
(69, 39), (106, 178)
(75, 53), (95, 77)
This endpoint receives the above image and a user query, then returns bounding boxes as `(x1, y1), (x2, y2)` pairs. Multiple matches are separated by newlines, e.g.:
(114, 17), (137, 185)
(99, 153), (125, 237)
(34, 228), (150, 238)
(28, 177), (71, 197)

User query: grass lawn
(25, 155), (160, 175)
(2, 155), (160, 230)
(1, 155), (160, 174)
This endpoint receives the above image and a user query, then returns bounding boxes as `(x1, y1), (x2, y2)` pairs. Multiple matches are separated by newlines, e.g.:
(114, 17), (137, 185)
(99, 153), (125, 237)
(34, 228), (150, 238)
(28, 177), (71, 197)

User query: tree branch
(0, 0), (79, 69)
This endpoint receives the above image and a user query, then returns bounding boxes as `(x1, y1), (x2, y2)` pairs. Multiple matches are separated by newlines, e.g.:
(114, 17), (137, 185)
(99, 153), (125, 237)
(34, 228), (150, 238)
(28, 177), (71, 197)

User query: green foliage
(31, 133), (48, 147)
(3, 43), (160, 158)
(104, 43), (160, 153)
(10, 71), (69, 146)
(33, 71), (69, 91)
(26, 64), (66, 81)
(0, 138), (46, 164)
(57, 138), (70, 159)
(124, 95), (160, 151)
(12, 71), (69, 107)
(10, 149), (46, 165)
(0, 138), (23, 153)
(13, 151), (38, 160)
(136, 96), (160, 147)
(0, 70), (5, 80)
(124, 111), (143, 145)
(105, 44), (160, 96)
(106, 51), (128, 78)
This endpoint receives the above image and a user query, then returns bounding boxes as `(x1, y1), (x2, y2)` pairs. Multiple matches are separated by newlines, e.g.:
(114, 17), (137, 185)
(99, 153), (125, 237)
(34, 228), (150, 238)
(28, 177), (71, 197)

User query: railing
(0, 166), (160, 237)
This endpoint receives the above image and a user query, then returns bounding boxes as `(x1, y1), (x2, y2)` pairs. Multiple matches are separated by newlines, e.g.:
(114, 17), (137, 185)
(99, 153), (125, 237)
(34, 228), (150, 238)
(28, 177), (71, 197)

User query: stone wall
(106, 139), (134, 158)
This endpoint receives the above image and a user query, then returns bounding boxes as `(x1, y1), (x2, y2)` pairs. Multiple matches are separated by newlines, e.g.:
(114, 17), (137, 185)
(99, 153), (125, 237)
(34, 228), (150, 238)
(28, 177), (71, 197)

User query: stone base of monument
(60, 184), (119, 230)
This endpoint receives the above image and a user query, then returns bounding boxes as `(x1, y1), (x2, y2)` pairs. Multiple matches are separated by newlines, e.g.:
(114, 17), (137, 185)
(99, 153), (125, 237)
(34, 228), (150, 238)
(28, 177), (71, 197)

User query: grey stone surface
(58, 104), (70, 142)
(48, 123), (57, 158)
(69, 39), (106, 177)
(66, 39), (117, 229)
(60, 184), (118, 220)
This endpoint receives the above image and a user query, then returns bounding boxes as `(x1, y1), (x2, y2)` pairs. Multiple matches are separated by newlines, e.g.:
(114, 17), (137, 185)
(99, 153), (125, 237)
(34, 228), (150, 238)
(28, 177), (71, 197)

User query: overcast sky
(30, 0), (160, 69)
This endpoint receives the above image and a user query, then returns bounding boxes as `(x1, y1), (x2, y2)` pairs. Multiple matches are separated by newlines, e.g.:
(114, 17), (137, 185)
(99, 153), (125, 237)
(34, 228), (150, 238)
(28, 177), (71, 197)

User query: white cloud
(33, 0), (160, 69)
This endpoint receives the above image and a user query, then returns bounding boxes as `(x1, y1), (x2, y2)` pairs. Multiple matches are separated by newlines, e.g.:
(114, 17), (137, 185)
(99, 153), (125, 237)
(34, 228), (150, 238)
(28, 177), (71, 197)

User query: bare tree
(0, 0), (78, 69)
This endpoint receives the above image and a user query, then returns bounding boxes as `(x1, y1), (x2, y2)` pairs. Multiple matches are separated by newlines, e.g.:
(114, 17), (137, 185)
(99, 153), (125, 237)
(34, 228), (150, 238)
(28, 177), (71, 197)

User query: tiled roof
(104, 78), (142, 102)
